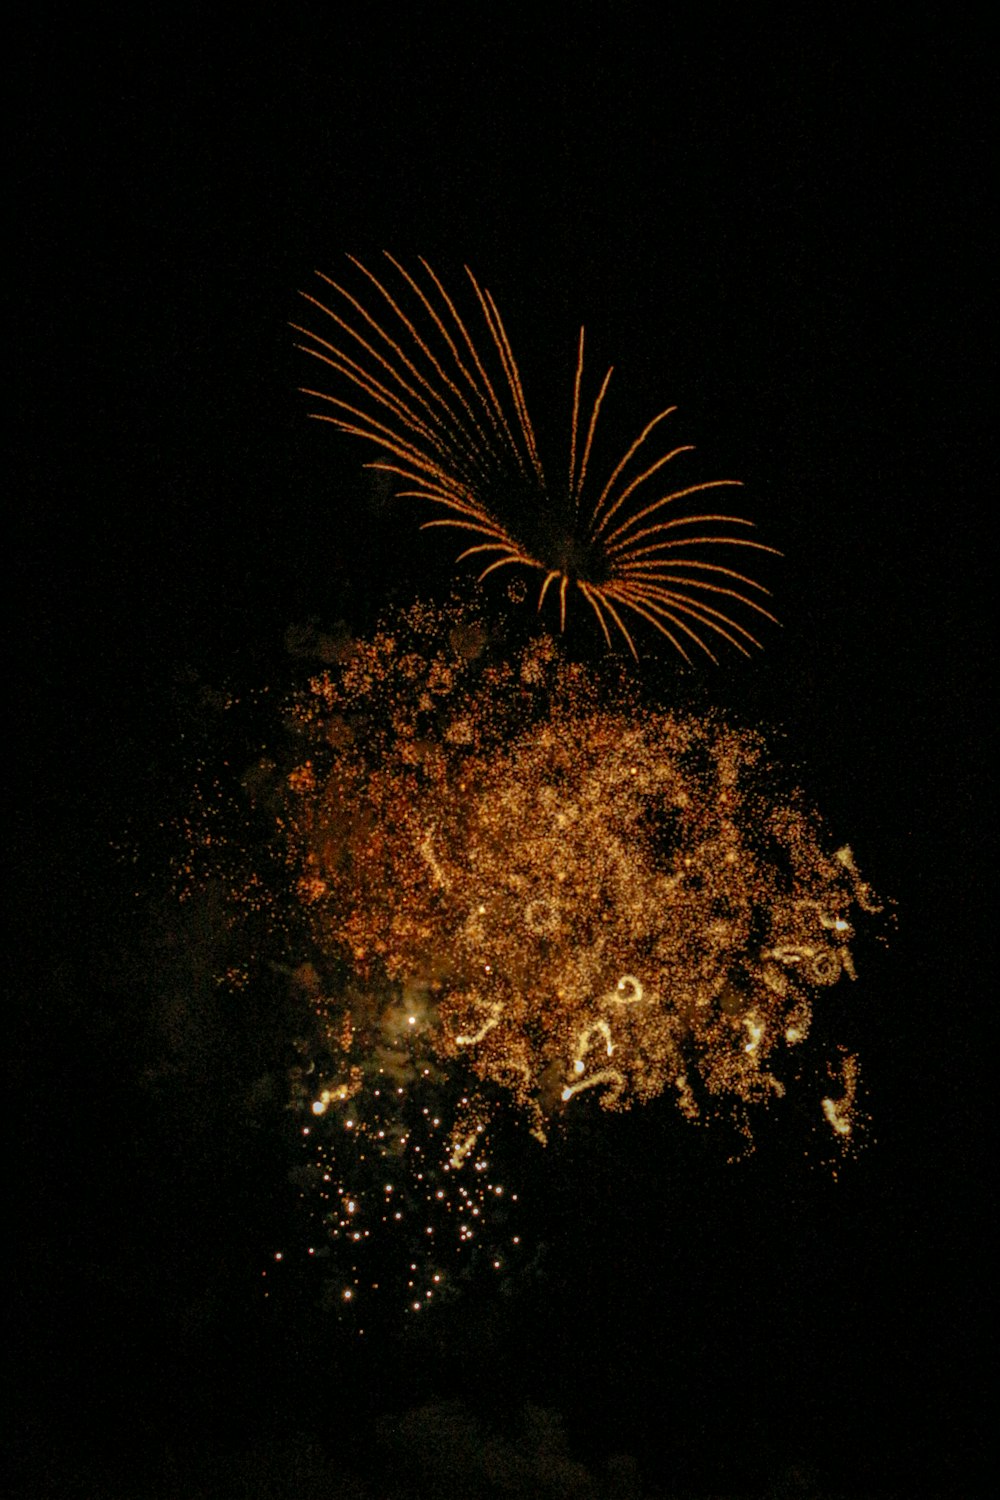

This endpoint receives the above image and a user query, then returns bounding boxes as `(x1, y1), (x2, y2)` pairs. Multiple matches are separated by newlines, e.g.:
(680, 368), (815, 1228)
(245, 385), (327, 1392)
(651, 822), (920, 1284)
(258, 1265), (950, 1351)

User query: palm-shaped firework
(294, 254), (779, 661)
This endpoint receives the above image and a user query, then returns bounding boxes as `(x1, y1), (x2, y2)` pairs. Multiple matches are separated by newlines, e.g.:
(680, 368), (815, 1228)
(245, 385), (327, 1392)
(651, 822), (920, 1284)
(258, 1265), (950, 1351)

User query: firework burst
(294, 255), (779, 661)
(275, 599), (877, 1150)
(177, 598), (883, 1318)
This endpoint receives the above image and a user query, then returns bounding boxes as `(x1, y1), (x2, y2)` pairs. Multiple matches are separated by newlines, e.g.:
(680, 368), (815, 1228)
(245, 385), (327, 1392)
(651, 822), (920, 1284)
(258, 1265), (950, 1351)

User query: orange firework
(273, 599), (879, 1150)
(294, 255), (779, 661)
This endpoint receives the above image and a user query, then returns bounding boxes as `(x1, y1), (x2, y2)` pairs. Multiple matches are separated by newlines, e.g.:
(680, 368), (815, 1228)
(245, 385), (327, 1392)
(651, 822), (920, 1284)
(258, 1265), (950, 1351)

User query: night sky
(12, 11), (990, 1498)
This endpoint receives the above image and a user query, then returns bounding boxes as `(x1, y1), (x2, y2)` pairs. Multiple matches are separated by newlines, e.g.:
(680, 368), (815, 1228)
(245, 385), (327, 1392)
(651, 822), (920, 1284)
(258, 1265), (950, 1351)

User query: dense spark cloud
(274, 597), (879, 1157)
(177, 594), (882, 1320)
(294, 255), (780, 661)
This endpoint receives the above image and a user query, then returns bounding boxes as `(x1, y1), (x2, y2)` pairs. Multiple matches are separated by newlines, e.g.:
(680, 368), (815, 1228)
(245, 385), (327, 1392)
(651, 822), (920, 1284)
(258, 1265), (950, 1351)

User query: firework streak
(295, 255), (779, 661)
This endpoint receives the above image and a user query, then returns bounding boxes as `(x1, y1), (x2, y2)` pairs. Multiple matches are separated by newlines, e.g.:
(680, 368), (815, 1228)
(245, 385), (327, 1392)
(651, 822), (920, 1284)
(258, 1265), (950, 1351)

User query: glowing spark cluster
(295, 255), (779, 660)
(276, 1014), (525, 1323)
(273, 598), (878, 1149)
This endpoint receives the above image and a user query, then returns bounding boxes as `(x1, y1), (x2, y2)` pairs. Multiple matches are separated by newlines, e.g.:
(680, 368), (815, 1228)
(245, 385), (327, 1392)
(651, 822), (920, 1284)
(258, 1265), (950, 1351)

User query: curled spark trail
(296, 255), (779, 661)
(605, 975), (644, 1005)
(455, 1003), (505, 1047)
(561, 1070), (626, 1105)
(572, 1020), (614, 1075)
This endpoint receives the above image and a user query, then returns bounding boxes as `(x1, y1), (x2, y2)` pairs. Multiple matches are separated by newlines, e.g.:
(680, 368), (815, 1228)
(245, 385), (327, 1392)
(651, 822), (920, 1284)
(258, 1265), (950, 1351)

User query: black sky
(11, 10), (991, 1496)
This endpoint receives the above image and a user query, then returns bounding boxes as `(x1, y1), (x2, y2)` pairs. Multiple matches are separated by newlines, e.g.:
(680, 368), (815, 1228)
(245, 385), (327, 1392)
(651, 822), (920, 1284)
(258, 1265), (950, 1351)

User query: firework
(294, 256), (779, 661)
(170, 267), (884, 1323)
(274, 598), (878, 1152)
(179, 598), (882, 1319)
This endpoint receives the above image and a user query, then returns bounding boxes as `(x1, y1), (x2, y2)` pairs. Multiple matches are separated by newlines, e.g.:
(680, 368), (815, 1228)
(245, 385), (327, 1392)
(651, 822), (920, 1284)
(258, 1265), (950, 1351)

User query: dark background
(11, 9), (990, 1496)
